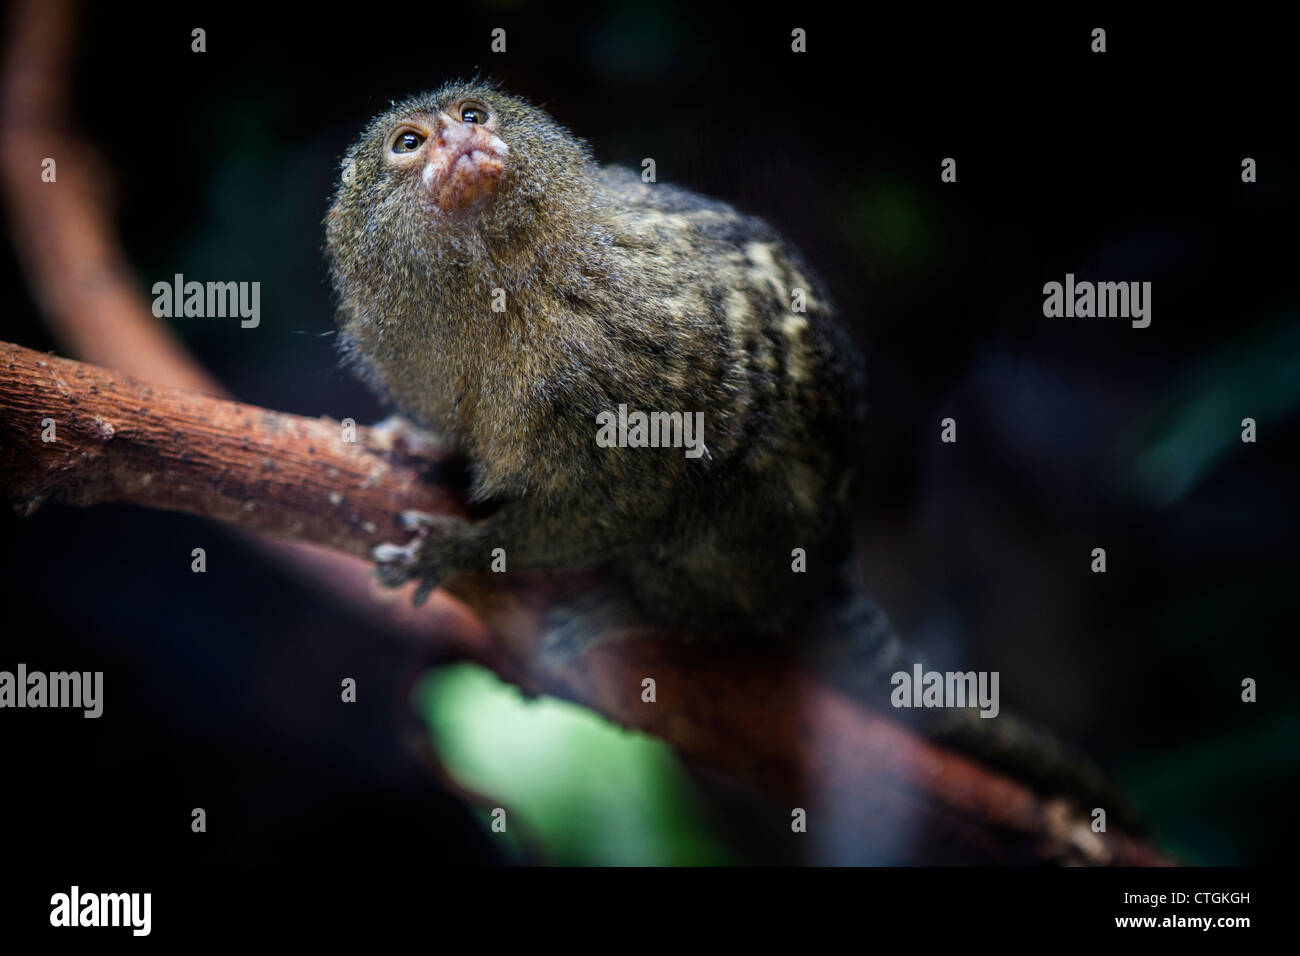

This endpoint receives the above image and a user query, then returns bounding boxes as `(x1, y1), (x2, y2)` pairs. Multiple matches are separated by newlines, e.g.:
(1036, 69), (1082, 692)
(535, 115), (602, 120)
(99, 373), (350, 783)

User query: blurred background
(0, 2), (1296, 864)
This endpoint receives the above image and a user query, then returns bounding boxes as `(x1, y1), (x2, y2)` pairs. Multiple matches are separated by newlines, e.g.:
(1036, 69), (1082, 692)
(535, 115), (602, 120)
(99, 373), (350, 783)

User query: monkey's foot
(372, 510), (474, 606)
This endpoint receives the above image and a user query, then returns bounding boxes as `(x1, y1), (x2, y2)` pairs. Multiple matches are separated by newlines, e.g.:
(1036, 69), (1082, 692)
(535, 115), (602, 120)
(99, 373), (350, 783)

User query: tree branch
(0, 340), (460, 557)
(0, 338), (1170, 865)
(0, 0), (1172, 864)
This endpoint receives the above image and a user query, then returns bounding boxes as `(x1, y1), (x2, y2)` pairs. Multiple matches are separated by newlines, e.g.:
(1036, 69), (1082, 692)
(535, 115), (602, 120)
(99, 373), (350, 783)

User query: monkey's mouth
(422, 123), (509, 213)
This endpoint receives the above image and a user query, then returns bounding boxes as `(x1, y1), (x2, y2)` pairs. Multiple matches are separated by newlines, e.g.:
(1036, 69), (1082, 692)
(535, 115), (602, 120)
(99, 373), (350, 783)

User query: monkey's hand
(372, 501), (615, 606)
(373, 510), (480, 606)
(367, 414), (473, 602)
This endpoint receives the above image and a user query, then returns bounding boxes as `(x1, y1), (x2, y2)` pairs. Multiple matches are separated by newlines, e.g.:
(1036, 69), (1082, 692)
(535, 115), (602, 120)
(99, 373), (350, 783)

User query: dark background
(1, 3), (1296, 865)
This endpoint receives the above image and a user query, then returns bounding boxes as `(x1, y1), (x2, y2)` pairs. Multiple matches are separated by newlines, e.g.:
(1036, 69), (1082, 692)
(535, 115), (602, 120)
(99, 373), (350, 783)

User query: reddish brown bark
(0, 339), (1170, 863)
(0, 0), (1172, 865)
(0, 340), (460, 558)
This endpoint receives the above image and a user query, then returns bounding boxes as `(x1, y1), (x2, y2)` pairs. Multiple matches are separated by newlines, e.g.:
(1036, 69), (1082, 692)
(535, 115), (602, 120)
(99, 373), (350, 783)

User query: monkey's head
(327, 81), (595, 271)
(326, 81), (601, 422)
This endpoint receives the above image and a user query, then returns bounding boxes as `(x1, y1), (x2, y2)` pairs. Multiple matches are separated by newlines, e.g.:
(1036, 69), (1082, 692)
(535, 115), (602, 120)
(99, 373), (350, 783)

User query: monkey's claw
(372, 512), (475, 606)
(399, 509), (438, 531)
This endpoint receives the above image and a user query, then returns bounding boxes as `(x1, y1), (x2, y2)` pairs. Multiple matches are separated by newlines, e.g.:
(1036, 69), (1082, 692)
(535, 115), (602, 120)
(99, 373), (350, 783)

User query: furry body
(325, 82), (1136, 823)
(327, 82), (867, 626)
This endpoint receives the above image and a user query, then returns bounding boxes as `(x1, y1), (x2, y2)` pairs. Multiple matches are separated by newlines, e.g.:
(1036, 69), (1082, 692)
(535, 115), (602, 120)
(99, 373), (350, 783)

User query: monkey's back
(583, 168), (869, 630)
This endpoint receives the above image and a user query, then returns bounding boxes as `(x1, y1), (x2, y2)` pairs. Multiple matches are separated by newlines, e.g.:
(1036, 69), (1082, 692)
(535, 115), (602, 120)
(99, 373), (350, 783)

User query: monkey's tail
(801, 570), (1142, 831)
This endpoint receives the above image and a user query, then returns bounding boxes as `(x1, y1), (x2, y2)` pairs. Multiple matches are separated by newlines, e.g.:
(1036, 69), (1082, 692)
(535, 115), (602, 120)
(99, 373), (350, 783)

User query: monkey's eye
(460, 106), (488, 124)
(392, 131), (425, 153)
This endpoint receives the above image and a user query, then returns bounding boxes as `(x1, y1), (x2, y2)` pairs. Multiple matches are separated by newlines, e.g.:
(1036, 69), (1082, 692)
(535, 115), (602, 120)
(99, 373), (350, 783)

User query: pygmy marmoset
(326, 80), (867, 631)
(325, 81), (1131, 821)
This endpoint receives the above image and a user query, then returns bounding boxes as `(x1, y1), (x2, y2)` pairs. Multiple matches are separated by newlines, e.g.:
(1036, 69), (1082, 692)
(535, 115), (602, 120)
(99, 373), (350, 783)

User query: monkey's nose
(422, 122), (509, 212)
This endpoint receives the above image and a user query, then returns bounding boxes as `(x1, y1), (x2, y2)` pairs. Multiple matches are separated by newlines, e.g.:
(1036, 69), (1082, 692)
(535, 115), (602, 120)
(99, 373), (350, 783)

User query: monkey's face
(337, 83), (592, 231)
(381, 94), (510, 214)
(326, 82), (596, 357)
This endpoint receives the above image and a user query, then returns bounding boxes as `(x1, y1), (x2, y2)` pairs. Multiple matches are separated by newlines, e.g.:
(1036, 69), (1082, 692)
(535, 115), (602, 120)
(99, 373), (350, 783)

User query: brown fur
(326, 81), (867, 629)
(325, 83), (1136, 819)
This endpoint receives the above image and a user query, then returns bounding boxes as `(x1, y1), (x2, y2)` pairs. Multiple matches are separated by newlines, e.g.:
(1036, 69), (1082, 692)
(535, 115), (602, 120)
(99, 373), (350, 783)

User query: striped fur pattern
(327, 81), (867, 630)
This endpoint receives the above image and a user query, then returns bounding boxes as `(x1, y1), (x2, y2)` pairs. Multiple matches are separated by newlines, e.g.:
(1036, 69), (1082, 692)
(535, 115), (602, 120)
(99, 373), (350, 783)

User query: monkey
(325, 80), (1136, 826)
(326, 80), (866, 629)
